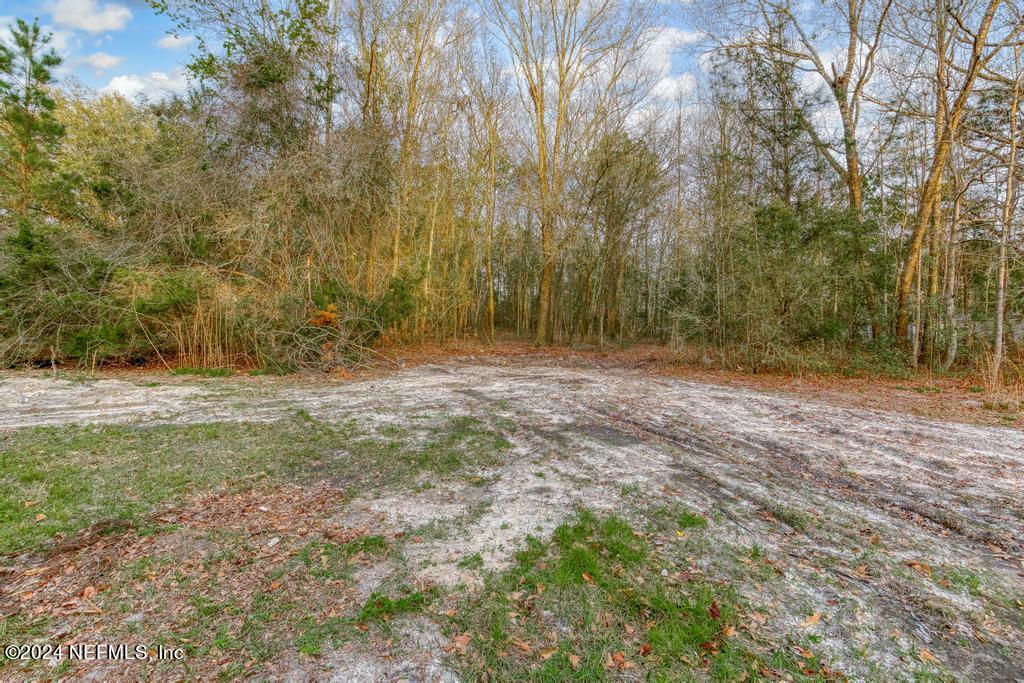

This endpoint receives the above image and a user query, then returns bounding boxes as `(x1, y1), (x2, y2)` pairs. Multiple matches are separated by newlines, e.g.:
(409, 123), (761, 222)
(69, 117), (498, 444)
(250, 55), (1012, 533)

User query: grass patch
(170, 367), (234, 377)
(359, 586), (434, 624)
(294, 535), (389, 580)
(448, 509), (818, 681)
(0, 412), (511, 556)
(458, 552), (484, 570)
(937, 567), (981, 596)
(646, 503), (708, 532)
(767, 502), (813, 531)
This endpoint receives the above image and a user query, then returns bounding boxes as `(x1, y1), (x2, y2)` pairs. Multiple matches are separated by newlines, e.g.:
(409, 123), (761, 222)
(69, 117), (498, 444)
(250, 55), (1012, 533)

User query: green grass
(293, 535), (389, 580)
(938, 567), (981, 596)
(646, 503), (708, 532)
(0, 413), (512, 556)
(767, 502), (813, 531)
(447, 509), (819, 681)
(458, 552), (484, 570)
(170, 367), (235, 377)
(358, 586), (435, 624)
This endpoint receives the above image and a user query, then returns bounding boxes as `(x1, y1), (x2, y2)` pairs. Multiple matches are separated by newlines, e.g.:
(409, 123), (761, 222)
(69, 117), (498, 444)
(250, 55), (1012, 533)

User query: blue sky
(0, 0), (702, 104)
(0, 0), (192, 98)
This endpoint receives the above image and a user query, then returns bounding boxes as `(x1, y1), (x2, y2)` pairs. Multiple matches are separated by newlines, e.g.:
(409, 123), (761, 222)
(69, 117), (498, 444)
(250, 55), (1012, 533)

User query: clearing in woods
(0, 357), (1022, 681)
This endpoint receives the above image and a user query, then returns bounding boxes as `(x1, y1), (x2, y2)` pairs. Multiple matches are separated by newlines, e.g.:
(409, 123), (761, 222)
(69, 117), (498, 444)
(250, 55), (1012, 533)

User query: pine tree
(0, 18), (64, 223)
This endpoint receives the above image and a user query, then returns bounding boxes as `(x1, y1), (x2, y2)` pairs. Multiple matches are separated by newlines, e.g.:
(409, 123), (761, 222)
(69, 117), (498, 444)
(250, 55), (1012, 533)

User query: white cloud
(1, 16), (75, 54)
(100, 68), (188, 100)
(644, 27), (702, 77)
(81, 51), (122, 72)
(157, 34), (194, 50)
(47, 0), (132, 34)
(652, 72), (696, 100)
(643, 26), (701, 101)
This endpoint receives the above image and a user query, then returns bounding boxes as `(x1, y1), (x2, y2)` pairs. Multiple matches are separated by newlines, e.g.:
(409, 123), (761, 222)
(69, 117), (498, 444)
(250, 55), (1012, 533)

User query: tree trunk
(896, 0), (1001, 340)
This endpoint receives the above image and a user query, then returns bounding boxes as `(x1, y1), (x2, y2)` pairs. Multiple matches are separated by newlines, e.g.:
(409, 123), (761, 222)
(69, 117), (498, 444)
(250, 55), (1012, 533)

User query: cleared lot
(1, 360), (1022, 680)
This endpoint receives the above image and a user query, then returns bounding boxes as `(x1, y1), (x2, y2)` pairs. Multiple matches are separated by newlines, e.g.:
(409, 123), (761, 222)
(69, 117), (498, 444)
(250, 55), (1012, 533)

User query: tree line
(1, 0), (1022, 379)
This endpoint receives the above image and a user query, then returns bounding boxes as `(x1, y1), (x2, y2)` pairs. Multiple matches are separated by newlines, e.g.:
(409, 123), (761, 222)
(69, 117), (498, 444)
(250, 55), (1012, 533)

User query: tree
(490, 0), (655, 343)
(0, 18), (64, 224)
(705, 0), (892, 215)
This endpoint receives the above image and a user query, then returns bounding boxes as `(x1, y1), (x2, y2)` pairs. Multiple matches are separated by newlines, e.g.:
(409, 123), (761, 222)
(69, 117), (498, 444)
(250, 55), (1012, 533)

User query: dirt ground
(1, 354), (1022, 681)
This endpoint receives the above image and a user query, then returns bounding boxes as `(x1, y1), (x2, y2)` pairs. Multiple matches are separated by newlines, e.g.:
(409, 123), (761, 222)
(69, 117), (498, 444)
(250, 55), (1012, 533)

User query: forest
(1, 0), (1023, 381)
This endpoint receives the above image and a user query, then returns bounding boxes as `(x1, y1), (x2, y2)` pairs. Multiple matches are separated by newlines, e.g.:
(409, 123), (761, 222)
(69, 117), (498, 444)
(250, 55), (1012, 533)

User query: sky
(0, 0), (192, 99)
(0, 0), (702, 104)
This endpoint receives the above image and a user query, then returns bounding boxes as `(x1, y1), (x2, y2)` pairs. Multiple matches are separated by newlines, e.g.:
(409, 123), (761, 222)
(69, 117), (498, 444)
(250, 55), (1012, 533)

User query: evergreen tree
(0, 18), (63, 223)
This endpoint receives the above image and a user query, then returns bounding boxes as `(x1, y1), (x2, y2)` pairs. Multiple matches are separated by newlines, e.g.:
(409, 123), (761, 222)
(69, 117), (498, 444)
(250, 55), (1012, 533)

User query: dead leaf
(581, 572), (594, 584)
(801, 612), (821, 628)
(81, 586), (97, 599)
(452, 633), (471, 655)
(907, 561), (932, 577)
(539, 648), (557, 660)
(918, 648), (940, 665)
(513, 639), (531, 654)
(624, 623), (635, 636)
(709, 600), (721, 620)
(269, 581), (282, 591)
(35, 513), (46, 521)
(24, 500), (37, 508)
(640, 643), (652, 656)
(569, 654), (581, 670)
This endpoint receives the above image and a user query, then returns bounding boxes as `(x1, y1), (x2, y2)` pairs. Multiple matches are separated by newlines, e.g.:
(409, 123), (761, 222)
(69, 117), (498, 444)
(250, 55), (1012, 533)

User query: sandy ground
(1, 359), (1022, 680)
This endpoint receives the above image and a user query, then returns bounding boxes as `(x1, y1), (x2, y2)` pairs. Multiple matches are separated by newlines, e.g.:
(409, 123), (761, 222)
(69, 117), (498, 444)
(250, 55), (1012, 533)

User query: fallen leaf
(907, 561), (932, 577)
(624, 623), (635, 636)
(569, 654), (580, 670)
(35, 513), (46, 521)
(709, 600), (720, 620)
(640, 643), (652, 656)
(801, 612), (821, 628)
(539, 648), (557, 660)
(722, 626), (736, 638)
(452, 633), (471, 655)
(24, 500), (37, 508)
(918, 648), (940, 665)
(513, 639), (531, 654)
(81, 586), (97, 599)
(581, 572), (594, 584)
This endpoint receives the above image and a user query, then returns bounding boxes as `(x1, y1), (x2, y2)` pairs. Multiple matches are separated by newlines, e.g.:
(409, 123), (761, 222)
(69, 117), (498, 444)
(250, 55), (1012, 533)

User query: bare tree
(490, 0), (655, 343)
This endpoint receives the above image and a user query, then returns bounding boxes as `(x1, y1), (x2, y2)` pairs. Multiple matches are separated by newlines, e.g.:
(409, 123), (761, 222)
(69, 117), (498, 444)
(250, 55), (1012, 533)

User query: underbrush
(0, 222), (416, 372)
